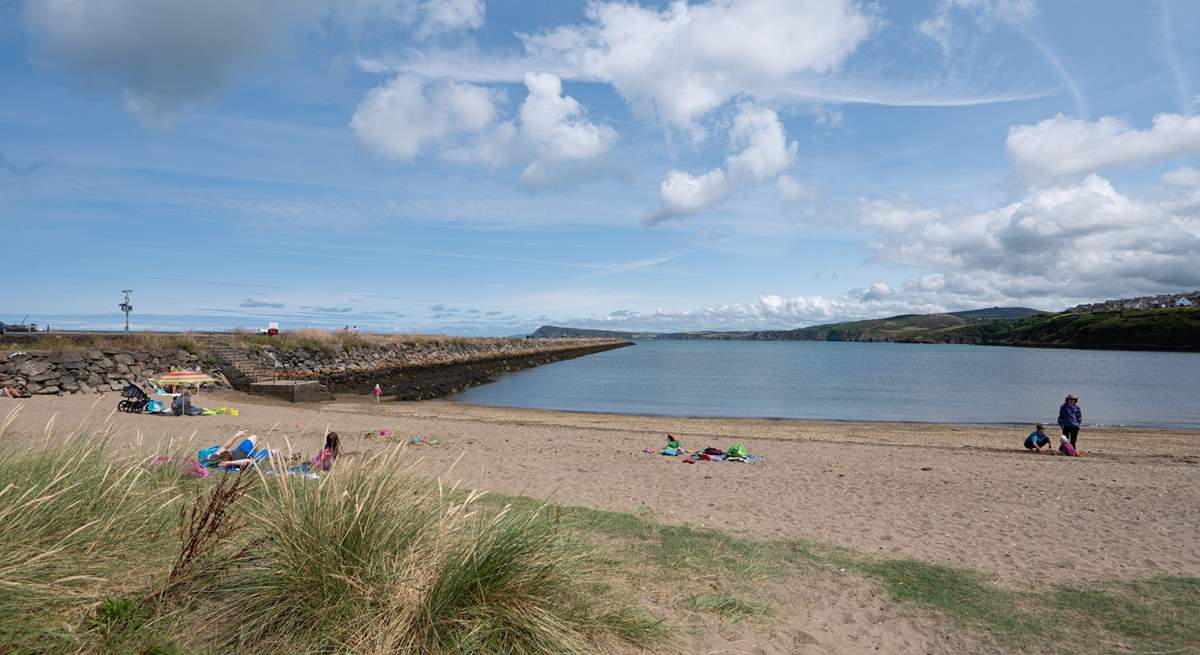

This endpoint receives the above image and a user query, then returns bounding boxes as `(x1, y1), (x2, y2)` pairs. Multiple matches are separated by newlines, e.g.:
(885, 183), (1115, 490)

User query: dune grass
(0, 411), (662, 654)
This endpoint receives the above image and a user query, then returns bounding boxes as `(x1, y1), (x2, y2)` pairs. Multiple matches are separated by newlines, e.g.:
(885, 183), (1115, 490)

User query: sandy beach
(5, 390), (1197, 590)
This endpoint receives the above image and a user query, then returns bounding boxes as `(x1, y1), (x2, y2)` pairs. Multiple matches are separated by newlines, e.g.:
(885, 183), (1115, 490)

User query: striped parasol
(156, 370), (216, 386)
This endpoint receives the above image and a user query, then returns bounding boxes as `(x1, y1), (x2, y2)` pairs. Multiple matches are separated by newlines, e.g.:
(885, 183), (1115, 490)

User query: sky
(1, 0), (1199, 335)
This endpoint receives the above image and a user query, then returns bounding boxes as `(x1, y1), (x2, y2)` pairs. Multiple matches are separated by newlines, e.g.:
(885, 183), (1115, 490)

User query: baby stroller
(117, 384), (150, 413)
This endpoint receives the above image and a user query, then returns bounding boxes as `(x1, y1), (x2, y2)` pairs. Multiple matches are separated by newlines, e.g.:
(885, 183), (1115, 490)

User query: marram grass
(0, 408), (661, 654)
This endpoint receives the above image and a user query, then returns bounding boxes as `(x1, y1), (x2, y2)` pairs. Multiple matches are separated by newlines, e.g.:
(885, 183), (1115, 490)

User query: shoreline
(445, 397), (1200, 431)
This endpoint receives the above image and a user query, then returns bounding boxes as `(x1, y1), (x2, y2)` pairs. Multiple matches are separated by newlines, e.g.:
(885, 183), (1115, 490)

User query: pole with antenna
(119, 289), (134, 332)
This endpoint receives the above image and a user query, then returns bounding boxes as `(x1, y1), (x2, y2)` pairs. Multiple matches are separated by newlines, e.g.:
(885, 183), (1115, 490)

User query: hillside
(532, 304), (1200, 352)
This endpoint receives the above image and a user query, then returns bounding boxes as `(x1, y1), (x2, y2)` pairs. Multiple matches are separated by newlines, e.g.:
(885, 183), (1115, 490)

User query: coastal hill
(533, 294), (1200, 352)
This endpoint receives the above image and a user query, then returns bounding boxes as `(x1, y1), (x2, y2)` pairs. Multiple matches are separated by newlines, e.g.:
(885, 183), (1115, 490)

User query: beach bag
(145, 400), (163, 413)
(726, 443), (748, 459)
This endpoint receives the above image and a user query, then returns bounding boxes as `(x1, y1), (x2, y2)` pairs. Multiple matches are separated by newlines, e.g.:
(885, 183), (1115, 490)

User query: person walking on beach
(1058, 394), (1082, 447)
(374, 383), (382, 403)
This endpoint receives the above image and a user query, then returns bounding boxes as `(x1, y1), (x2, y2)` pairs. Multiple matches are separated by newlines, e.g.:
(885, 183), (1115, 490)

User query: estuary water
(453, 340), (1200, 428)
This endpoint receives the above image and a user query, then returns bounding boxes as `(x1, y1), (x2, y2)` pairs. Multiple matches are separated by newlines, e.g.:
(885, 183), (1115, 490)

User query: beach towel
(661, 447), (682, 456)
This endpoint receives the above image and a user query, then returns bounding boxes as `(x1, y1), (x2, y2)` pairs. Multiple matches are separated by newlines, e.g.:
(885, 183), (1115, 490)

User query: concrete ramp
(249, 380), (334, 403)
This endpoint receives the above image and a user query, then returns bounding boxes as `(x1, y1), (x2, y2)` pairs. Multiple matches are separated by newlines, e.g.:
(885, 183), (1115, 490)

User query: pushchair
(117, 384), (150, 413)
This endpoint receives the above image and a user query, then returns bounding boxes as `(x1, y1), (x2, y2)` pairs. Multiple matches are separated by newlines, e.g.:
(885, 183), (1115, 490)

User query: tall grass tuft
(0, 407), (185, 653)
(192, 447), (659, 653)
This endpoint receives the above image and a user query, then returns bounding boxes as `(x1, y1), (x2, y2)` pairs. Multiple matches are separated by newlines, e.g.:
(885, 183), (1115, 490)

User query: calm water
(453, 341), (1200, 428)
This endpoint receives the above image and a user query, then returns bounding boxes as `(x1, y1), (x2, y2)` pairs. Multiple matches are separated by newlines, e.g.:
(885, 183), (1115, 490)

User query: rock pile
(0, 349), (207, 395)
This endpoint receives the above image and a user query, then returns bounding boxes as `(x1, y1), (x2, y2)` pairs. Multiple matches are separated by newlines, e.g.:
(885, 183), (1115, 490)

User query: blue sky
(2, 0), (1199, 334)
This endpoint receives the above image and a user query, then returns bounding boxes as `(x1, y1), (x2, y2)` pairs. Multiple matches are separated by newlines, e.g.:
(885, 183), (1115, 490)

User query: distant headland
(532, 293), (1200, 352)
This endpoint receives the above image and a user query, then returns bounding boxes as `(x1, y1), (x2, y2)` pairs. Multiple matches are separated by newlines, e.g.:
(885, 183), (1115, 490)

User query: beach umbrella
(156, 370), (215, 386)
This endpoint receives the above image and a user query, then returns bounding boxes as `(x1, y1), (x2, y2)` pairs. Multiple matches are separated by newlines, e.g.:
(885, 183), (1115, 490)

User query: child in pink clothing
(1059, 434), (1081, 457)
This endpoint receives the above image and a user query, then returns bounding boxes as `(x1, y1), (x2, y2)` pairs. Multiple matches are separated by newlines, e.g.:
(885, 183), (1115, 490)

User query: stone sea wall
(0, 337), (630, 400)
(0, 348), (206, 395)
(243, 339), (630, 400)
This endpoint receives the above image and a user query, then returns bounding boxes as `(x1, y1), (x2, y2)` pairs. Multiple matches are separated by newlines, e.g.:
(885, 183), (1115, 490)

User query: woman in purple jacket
(1058, 394), (1082, 447)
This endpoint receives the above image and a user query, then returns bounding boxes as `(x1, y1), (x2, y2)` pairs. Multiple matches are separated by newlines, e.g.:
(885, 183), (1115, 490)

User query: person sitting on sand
(204, 430), (261, 469)
(172, 389), (205, 416)
(1058, 434), (1082, 457)
(312, 432), (340, 471)
(1024, 424), (1051, 452)
(2, 386), (31, 398)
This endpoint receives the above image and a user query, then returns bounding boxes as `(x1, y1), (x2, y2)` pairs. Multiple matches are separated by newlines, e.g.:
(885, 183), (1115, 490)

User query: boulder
(25, 383), (42, 394)
(31, 370), (57, 383)
(86, 373), (103, 387)
(63, 360), (87, 370)
(95, 357), (115, 369)
(113, 353), (135, 366)
(61, 351), (84, 363)
(83, 350), (105, 361)
(108, 380), (124, 391)
(62, 381), (80, 392)
(35, 385), (59, 395)
(17, 359), (51, 378)
(78, 381), (94, 395)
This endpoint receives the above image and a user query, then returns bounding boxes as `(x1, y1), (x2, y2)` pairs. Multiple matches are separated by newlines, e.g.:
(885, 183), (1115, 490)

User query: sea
(452, 340), (1200, 429)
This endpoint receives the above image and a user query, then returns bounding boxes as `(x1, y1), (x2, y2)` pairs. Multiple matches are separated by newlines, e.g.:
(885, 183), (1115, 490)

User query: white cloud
(351, 74), (500, 161)
(1164, 166), (1200, 188)
(437, 72), (617, 187)
(653, 168), (729, 220)
(649, 104), (797, 222)
(725, 105), (798, 182)
(1007, 113), (1200, 181)
(865, 174), (1200, 303)
(521, 0), (874, 132)
(518, 72), (618, 164)
(416, 0), (485, 36)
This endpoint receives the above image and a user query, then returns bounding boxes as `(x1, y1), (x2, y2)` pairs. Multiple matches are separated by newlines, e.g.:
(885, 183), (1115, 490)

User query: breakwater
(0, 333), (630, 399)
(246, 339), (630, 400)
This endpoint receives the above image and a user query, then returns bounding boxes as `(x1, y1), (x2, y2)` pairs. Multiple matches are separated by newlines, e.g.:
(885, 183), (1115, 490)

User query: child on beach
(1058, 434), (1082, 457)
(374, 384), (382, 403)
(313, 432), (340, 470)
(1024, 424), (1051, 452)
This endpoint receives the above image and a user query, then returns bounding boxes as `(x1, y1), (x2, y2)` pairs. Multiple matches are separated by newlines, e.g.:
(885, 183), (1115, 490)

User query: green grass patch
(685, 593), (770, 621)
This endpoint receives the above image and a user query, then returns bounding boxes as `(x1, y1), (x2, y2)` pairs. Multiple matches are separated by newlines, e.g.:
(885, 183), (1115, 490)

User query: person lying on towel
(203, 430), (261, 469)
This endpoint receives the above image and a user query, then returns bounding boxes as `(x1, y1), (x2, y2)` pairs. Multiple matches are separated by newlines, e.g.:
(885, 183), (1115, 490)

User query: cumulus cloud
(865, 174), (1200, 303)
(398, 72), (617, 186)
(351, 74), (500, 161)
(240, 298), (285, 308)
(521, 0), (874, 132)
(652, 168), (729, 221)
(1007, 113), (1200, 181)
(648, 104), (797, 222)
(568, 287), (968, 332)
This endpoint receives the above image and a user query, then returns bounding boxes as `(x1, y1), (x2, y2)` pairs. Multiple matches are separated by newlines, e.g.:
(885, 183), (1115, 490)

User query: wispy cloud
(1159, 0), (1193, 115)
(239, 297), (284, 308)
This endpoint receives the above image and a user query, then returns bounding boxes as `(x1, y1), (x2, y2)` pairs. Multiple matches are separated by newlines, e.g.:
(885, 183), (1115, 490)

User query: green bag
(726, 442), (748, 459)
